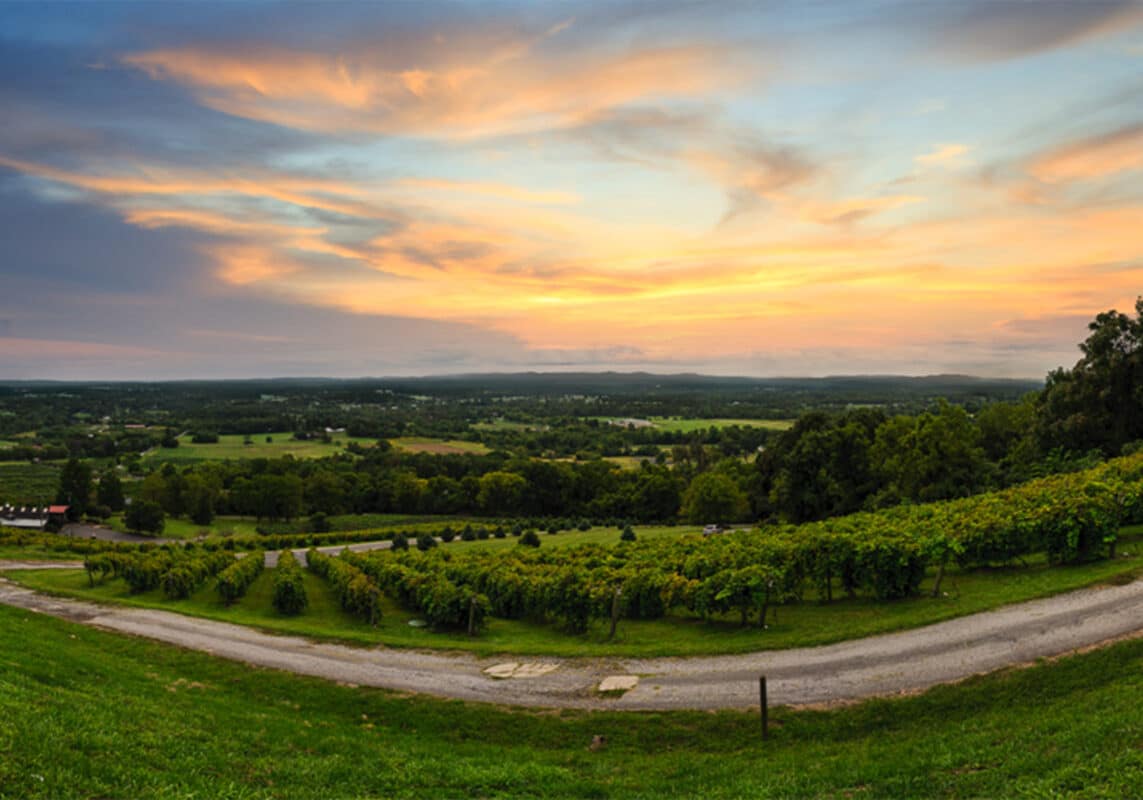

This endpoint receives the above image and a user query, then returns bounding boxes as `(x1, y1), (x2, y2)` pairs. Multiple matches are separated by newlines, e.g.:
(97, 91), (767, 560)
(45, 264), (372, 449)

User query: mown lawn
(0, 602), (1140, 798)
(9, 526), (1142, 658)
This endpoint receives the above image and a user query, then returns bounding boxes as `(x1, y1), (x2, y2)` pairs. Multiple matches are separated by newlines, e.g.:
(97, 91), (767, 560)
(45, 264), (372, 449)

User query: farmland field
(0, 462), (62, 502)
(647, 416), (794, 432)
(0, 601), (1141, 798)
(141, 432), (378, 463)
(388, 437), (491, 455)
(12, 526), (1141, 658)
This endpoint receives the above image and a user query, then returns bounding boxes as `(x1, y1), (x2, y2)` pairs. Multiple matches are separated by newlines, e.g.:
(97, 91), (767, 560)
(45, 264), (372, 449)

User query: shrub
(416, 534), (438, 551)
(620, 526), (637, 542)
(272, 550), (307, 615)
(307, 549), (382, 625)
(519, 530), (541, 548)
(391, 533), (409, 551)
(216, 551), (264, 606)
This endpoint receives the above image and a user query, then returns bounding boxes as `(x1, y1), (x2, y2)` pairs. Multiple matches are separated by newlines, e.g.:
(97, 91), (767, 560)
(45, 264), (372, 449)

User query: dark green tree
(1037, 298), (1143, 456)
(681, 472), (749, 524)
(124, 499), (165, 535)
(96, 469), (125, 512)
(56, 458), (92, 521)
(871, 401), (992, 504)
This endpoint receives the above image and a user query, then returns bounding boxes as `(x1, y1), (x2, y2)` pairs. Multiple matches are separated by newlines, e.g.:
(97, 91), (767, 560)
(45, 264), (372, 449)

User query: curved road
(1, 570), (1141, 710)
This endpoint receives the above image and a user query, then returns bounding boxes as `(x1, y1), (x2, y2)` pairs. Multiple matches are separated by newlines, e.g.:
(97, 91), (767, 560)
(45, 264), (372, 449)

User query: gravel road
(3, 569), (1142, 710)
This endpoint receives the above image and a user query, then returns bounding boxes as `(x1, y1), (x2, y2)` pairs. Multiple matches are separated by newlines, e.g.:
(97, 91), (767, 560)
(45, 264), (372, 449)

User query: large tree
(681, 472), (749, 524)
(871, 401), (992, 504)
(1038, 298), (1143, 456)
(56, 458), (92, 521)
(96, 469), (126, 512)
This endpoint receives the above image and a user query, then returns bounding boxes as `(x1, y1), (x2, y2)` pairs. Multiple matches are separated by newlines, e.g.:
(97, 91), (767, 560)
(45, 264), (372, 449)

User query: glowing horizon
(1, 1), (1142, 380)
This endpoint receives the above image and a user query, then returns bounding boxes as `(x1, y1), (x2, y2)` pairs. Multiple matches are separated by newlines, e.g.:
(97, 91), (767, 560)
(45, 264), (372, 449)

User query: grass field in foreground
(10, 527), (1142, 657)
(0, 602), (1141, 799)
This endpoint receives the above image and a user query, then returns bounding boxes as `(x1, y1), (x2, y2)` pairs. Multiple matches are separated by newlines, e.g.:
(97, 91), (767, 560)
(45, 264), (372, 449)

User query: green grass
(0, 602), (1141, 798)
(448, 524), (694, 553)
(647, 416), (794, 432)
(471, 420), (546, 432)
(101, 513), (265, 539)
(142, 432), (378, 463)
(10, 527), (1142, 658)
(388, 436), (491, 455)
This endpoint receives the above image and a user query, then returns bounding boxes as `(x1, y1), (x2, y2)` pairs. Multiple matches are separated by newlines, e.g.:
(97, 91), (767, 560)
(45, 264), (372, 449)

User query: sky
(1, 0), (1142, 380)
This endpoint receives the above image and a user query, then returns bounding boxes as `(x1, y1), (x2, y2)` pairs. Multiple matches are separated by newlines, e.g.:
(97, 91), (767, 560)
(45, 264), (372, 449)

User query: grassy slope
(10, 527), (1142, 657)
(0, 602), (1140, 799)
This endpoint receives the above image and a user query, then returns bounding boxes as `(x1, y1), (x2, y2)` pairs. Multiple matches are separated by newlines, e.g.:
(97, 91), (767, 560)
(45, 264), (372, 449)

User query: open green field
(591, 416), (793, 433)
(448, 524), (697, 553)
(388, 436), (491, 455)
(11, 526), (1142, 657)
(648, 416), (794, 432)
(0, 601), (1141, 798)
(471, 420), (546, 432)
(103, 513), (265, 539)
(142, 432), (378, 463)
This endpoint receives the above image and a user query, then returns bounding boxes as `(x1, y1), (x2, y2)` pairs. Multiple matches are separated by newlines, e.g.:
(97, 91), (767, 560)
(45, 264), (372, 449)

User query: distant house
(609, 418), (654, 429)
(1, 504), (47, 530)
(0, 503), (69, 530)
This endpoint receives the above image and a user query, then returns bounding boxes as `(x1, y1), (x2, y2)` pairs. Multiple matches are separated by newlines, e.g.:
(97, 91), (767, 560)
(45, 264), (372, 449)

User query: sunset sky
(2, 0), (1142, 380)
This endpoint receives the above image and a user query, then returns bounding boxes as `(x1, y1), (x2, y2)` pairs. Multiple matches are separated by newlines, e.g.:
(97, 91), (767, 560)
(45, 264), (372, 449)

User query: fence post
(759, 675), (768, 741)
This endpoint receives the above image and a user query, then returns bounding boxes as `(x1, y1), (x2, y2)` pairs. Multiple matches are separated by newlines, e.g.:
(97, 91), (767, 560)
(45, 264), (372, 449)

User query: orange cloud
(915, 143), (969, 167)
(205, 243), (302, 286)
(0, 155), (374, 219)
(395, 177), (579, 206)
(123, 38), (746, 138)
(1029, 124), (1143, 183)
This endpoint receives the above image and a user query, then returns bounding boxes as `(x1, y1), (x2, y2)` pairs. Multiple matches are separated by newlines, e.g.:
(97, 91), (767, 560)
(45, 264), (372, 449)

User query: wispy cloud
(1028, 123), (1143, 183)
(915, 143), (969, 167)
(123, 30), (749, 139)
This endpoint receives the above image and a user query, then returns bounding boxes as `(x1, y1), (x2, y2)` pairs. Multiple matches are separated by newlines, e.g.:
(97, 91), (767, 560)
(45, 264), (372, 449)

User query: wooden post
(608, 587), (622, 641)
(759, 675), (769, 741)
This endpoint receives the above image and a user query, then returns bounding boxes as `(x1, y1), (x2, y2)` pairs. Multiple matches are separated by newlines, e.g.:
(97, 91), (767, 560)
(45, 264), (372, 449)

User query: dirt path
(2, 573), (1142, 710)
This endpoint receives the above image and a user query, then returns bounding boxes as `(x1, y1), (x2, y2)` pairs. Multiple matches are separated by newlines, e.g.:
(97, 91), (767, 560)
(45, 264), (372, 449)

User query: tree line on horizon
(45, 300), (1143, 533)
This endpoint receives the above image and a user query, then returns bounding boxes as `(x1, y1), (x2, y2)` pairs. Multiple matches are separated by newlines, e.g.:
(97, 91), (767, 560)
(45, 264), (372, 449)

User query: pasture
(142, 432), (378, 463)
(388, 437), (491, 455)
(647, 416), (794, 432)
